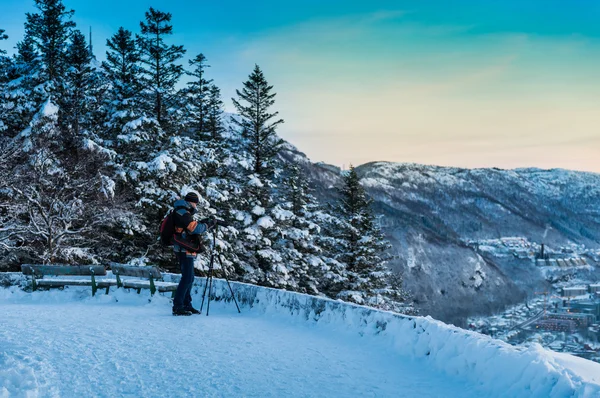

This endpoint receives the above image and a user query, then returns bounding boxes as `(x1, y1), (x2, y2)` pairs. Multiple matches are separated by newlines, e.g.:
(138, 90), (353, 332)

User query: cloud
(224, 10), (600, 172)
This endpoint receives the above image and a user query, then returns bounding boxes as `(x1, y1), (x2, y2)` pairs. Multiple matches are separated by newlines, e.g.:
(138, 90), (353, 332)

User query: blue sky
(2, 0), (600, 171)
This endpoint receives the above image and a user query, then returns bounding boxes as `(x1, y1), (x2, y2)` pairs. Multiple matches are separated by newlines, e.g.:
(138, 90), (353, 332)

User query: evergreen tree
(232, 64), (284, 182)
(101, 26), (155, 156)
(9, 0), (75, 141)
(103, 27), (140, 102)
(62, 29), (97, 149)
(24, 0), (75, 86)
(0, 33), (40, 138)
(16, 35), (38, 64)
(205, 84), (225, 141)
(182, 53), (212, 139)
(229, 65), (291, 287)
(136, 7), (185, 127)
(332, 165), (412, 311)
(275, 163), (335, 294)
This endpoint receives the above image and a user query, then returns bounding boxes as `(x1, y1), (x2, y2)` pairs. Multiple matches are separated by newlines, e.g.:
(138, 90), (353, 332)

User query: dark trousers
(173, 252), (195, 309)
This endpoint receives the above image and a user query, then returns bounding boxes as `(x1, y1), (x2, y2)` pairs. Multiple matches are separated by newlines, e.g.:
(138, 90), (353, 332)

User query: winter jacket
(172, 199), (208, 257)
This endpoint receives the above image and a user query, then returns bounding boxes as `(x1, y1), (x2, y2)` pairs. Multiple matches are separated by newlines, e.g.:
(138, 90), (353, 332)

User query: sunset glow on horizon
(2, 0), (599, 172)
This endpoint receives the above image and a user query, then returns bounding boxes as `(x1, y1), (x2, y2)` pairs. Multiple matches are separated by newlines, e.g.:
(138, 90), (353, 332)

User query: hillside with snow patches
(1, 275), (600, 397)
(279, 144), (600, 324)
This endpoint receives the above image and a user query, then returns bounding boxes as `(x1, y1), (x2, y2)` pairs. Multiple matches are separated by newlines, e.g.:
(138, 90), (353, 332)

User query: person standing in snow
(172, 192), (216, 316)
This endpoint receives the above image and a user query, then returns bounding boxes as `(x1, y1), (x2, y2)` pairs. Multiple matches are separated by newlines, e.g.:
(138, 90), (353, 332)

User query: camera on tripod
(197, 214), (241, 316)
(200, 216), (229, 228)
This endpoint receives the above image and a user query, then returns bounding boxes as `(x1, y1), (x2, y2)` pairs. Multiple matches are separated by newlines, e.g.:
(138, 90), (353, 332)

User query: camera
(200, 216), (229, 228)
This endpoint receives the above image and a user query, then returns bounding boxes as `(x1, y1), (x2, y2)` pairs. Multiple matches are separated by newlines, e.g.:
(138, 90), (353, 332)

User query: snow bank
(198, 277), (600, 398)
(2, 273), (600, 397)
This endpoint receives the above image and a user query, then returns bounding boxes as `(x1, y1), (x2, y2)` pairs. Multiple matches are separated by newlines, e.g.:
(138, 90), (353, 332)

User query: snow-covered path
(1, 289), (482, 398)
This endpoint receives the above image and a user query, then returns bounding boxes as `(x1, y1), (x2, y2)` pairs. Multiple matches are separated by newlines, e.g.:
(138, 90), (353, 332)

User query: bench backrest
(109, 263), (162, 279)
(21, 264), (107, 277)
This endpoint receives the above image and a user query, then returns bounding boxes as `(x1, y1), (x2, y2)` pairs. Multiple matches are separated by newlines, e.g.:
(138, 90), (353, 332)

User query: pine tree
(101, 26), (156, 155)
(182, 53), (212, 139)
(0, 1), (129, 267)
(230, 65), (287, 286)
(24, 0), (75, 86)
(103, 27), (140, 102)
(232, 64), (284, 182)
(62, 29), (98, 150)
(136, 7), (185, 128)
(275, 163), (334, 294)
(205, 84), (225, 141)
(332, 165), (412, 311)
(0, 33), (41, 138)
(16, 35), (38, 64)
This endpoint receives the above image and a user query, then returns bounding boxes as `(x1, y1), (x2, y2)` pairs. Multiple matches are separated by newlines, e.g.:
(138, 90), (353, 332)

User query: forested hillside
(0, 0), (413, 314)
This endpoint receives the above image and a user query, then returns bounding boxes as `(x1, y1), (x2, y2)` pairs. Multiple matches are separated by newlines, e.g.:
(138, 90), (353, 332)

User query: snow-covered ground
(2, 276), (600, 397)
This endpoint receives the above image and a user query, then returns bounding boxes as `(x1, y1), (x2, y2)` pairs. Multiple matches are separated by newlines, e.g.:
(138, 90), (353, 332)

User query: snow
(256, 216), (274, 229)
(1, 278), (600, 397)
(272, 206), (294, 221)
(40, 99), (58, 118)
(251, 205), (265, 216)
(147, 153), (177, 172)
(123, 116), (157, 131)
(247, 175), (263, 187)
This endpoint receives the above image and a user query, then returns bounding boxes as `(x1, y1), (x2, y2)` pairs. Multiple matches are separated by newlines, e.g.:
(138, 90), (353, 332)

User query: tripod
(199, 223), (241, 316)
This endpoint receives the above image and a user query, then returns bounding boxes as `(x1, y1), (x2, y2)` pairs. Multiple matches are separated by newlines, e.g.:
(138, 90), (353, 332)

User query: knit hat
(184, 192), (200, 203)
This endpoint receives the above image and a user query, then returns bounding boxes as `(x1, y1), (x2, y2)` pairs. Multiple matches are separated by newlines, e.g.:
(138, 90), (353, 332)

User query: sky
(1, 0), (600, 172)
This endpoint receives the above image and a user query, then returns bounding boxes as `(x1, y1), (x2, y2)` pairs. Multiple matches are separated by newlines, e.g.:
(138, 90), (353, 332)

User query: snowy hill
(2, 277), (600, 397)
(277, 147), (600, 324)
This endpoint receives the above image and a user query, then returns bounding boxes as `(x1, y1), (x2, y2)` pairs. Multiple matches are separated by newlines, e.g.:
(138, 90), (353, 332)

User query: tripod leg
(217, 254), (241, 313)
(206, 266), (214, 316)
(200, 252), (216, 314)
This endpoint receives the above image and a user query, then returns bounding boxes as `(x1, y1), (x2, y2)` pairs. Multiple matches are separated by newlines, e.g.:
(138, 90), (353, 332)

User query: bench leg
(137, 288), (141, 294)
(105, 285), (110, 295)
(91, 274), (98, 297)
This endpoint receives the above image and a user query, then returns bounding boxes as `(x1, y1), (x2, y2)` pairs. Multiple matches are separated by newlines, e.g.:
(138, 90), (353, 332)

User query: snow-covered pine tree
(24, 0), (75, 87)
(332, 165), (412, 312)
(0, 0), (127, 266)
(103, 27), (140, 99)
(0, 33), (43, 139)
(6, 107), (124, 264)
(136, 7), (185, 130)
(62, 29), (103, 152)
(101, 24), (190, 265)
(182, 53), (212, 140)
(101, 26), (158, 167)
(275, 163), (336, 295)
(101, 26), (158, 160)
(230, 65), (289, 286)
(205, 84), (225, 141)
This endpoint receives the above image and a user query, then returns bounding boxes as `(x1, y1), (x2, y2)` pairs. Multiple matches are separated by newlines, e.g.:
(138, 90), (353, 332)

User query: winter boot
(172, 307), (192, 316)
(185, 306), (201, 315)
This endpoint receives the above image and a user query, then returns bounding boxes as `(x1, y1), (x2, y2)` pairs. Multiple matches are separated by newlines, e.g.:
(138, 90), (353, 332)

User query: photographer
(171, 192), (217, 316)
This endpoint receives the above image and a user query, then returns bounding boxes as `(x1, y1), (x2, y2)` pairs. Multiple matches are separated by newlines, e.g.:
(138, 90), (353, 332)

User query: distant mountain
(278, 141), (600, 325)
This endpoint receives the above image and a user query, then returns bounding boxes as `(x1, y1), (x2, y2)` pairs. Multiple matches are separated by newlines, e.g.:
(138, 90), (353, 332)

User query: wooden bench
(21, 264), (117, 296)
(109, 263), (179, 297)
